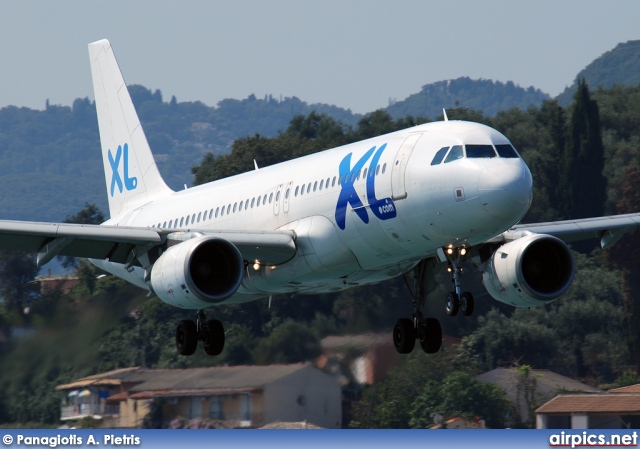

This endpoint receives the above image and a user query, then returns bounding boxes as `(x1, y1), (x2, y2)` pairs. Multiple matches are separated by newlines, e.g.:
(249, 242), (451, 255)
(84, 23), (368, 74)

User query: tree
(0, 250), (39, 322)
(558, 79), (607, 219)
(409, 371), (511, 428)
(609, 165), (640, 375)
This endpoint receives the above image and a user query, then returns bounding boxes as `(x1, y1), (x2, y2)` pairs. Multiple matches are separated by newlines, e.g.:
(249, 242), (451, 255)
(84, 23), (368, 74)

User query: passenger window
(209, 209), (213, 220)
(269, 193), (273, 203)
(382, 163), (387, 174)
(180, 217), (184, 227)
(332, 176), (336, 186)
(337, 176), (341, 186)
(239, 201), (243, 211)
(285, 188), (290, 199)
(197, 212), (202, 223)
(363, 168), (368, 179)
(192, 213), (196, 223)
(319, 180), (324, 190)
(215, 207), (219, 218)
(185, 216), (190, 226)
(444, 145), (464, 163)
(295, 186), (299, 197)
(431, 147), (449, 165)
(227, 204), (231, 214)
(276, 191), (280, 202)
(251, 198), (255, 208)
(326, 177), (330, 187)
(466, 144), (496, 158)
(233, 203), (237, 213)
(376, 165), (380, 175)
(263, 194), (268, 204)
(313, 181), (318, 192)
(307, 184), (311, 194)
(495, 143), (519, 158)
(163, 221), (167, 228)
(168, 220), (172, 228)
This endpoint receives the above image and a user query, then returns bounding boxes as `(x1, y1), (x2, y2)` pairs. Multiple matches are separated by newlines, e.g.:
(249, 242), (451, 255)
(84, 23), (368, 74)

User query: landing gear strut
(444, 248), (474, 317)
(393, 259), (443, 354)
(175, 310), (225, 356)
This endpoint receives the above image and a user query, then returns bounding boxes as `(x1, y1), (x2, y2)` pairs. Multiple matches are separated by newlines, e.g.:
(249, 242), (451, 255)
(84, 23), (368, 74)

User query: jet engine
(482, 233), (575, 307)
(150, 236), (244, 309)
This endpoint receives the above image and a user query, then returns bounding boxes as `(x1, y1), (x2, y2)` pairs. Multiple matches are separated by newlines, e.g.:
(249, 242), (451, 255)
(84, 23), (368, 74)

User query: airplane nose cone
(478, 163), (532, 222)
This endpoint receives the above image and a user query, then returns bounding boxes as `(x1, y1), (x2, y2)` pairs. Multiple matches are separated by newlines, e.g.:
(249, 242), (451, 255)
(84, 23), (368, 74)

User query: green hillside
(557, 40), (640, 105)
(386, 77), (549, 119)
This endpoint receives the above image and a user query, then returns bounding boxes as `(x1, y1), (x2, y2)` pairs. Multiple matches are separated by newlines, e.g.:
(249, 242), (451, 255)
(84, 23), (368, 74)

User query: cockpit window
(495, 144), (519, 158)
(431, 147), (449, 165)
(444, 145), (463, 163)
(466, 144), (497, 158)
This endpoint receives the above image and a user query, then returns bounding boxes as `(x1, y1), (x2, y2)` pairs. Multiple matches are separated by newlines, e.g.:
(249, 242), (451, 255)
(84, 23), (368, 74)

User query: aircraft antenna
(443, 108), (449, 122)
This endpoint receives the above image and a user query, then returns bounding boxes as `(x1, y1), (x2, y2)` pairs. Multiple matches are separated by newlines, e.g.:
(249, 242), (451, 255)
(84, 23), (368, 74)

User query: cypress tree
(558, 79), (607, 219)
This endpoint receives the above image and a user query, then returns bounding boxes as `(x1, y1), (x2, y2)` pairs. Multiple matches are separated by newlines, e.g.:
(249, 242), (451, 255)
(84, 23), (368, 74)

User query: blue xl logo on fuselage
(335, 143), (396, 230)
(108, 143), (138, 197)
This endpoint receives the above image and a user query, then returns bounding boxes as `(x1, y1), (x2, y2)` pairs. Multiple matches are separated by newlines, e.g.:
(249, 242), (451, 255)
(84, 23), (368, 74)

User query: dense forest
(1, 79), (640, 428)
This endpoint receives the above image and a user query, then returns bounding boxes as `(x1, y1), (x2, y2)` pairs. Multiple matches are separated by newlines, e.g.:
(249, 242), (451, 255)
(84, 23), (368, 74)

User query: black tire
(419, 318), (442, 354)
(203, 319), (225, 356)
(460, 292), (474, 316)
(445, 292), (459, 316)
(176, 320), (198, 356)
(393, 318), (416, 354)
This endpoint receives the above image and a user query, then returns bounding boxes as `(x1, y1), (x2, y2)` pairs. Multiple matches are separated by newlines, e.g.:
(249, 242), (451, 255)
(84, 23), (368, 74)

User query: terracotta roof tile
(610, 384), (640, 393)
(537, 394), (640, 414)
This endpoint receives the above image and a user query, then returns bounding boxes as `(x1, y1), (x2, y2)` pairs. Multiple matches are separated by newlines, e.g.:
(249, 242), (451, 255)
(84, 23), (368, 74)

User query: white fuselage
(93, 120), (533, 307)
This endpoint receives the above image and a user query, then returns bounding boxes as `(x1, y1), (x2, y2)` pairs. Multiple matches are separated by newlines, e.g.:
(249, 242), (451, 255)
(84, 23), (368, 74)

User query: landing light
(253, 261), (260, 271)
(446, 248), (454, 255)
(460, 248), (467, 256)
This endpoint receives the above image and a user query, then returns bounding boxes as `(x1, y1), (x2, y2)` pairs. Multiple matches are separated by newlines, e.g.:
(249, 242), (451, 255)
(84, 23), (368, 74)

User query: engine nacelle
(482, 233), (575, 307)
(150, 236), (244, 309)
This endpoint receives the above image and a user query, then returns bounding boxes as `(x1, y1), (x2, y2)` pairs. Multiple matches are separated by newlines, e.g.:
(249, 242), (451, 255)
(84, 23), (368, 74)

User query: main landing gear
(393, 259), (443, 354)
(175, 310), (225, 356)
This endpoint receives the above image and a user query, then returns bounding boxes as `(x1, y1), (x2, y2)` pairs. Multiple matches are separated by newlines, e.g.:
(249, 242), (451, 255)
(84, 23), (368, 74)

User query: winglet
(443, 108), (449, 122)
(88, 39), (174, 218)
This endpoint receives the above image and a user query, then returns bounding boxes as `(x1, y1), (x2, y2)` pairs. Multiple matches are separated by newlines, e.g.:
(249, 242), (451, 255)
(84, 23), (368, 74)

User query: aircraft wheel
(176, 320), (197, 356)
(445, 292), (459, 316)
(393, 318), (416, 354)
(460, 292), (474, 316)
(203, 319), (225, 356)
(419, 318), (442, 354)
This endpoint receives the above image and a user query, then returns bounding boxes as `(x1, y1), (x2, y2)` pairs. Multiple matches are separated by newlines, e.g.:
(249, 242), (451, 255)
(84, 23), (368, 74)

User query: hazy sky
(1, 1), (639, 114)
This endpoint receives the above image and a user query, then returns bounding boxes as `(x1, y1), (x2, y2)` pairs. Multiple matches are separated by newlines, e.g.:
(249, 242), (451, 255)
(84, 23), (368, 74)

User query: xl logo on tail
(108, 143), (138, 197)
(335, 144), (397, 230)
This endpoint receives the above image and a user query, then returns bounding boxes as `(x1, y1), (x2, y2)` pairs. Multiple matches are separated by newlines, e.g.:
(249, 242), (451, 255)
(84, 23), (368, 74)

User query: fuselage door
(273, 184), (283, 216)
(283, 181), (293, 214)
(391, 133), (423, 200)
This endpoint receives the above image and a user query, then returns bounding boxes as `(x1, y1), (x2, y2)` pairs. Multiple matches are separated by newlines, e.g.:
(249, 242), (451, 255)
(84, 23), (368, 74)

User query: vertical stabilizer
(88, 39), (174, 218)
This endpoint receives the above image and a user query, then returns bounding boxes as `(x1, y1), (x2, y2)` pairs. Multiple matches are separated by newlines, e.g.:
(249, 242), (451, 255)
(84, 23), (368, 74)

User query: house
(56, 363), (341, 429)
(478, 368), (601, 426)
(35, 274), (79, 295)
(536, 393), (640, 429)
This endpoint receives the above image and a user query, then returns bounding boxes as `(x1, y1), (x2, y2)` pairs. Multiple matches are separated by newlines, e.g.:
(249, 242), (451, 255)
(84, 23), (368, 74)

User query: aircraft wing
(0, 220), (296, 267)
(487, 212), (640, 249)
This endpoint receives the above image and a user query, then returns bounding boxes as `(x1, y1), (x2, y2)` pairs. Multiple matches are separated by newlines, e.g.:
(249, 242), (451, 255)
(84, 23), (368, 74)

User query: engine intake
(150, 236), (244, 309)
(482, 233), (575, 307)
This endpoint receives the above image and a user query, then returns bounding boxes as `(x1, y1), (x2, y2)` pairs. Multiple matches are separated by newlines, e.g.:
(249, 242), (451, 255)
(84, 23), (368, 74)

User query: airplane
(1, 38), (639, 357)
